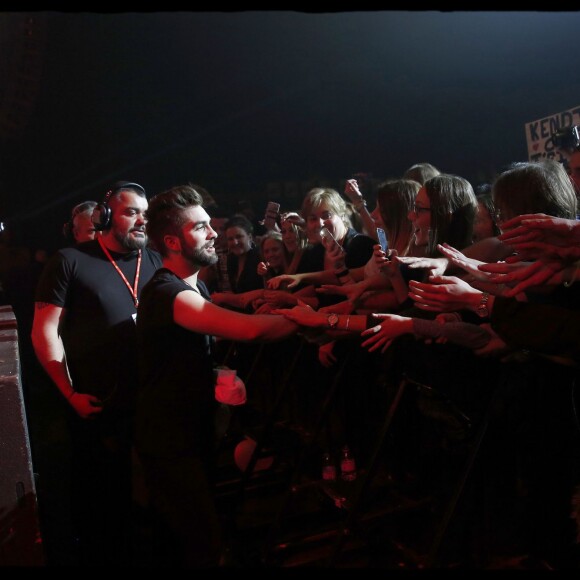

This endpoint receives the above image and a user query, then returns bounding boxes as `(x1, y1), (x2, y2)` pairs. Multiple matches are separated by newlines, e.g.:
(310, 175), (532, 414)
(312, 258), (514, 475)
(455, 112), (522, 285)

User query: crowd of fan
(1, 154), (579, 569)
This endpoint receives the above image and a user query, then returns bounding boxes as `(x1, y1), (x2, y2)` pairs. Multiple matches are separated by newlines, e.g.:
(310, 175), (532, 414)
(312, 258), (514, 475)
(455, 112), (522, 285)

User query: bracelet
(345, 315), (351, 331)
(563, 263), (580, 288)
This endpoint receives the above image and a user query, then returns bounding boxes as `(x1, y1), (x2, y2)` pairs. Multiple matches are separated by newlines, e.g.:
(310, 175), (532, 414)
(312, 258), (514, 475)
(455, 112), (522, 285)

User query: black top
(34, 240), (162, 411)
(227, 246), (264, 294)
(341, 227), (376, 269)
(134, 268), (218, 459)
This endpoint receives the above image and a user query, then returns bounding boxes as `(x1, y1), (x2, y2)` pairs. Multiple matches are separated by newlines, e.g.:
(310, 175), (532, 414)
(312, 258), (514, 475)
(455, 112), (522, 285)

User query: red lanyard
(98, 237), (142, 308)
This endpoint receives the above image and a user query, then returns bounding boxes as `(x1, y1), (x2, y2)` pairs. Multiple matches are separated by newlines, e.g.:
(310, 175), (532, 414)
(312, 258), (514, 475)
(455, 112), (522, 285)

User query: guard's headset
(92, 181), (146, 231)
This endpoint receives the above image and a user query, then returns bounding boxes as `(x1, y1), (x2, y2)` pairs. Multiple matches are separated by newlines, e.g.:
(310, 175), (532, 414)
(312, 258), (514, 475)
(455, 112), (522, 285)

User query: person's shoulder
(145, 267), (172, 282)
(345, 229), (375, 249)
(141, 268), (178, 295)
(50, 240), (98, 262)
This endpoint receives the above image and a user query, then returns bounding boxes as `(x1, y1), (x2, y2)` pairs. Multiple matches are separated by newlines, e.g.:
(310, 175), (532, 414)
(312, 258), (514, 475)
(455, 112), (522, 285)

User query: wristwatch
(327, 313), (339, 329)
(476, 292), (490, 318)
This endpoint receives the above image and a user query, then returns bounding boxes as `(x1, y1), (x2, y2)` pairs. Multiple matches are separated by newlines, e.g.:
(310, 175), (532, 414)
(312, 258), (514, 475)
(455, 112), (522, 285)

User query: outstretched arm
(477, 259), (572, 297)
(408, 275), (491, 313)
(499, 214), (580, 246)
(360, 312), (492, 354)
(211, 288), (265, 310)
(175, 288), (298, 341)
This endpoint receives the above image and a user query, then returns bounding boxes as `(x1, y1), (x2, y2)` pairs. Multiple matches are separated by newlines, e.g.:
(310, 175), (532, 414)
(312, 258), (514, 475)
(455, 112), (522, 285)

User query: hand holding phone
(344, 179), (363, 204)
(263, 201), (280, 231)
(320, 227), (344, 255)
(376, 228), (389, 252)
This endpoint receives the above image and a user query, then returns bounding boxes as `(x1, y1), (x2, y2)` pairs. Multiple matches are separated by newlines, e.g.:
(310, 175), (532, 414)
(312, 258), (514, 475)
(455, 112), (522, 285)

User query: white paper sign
(525, 105), (580, 162)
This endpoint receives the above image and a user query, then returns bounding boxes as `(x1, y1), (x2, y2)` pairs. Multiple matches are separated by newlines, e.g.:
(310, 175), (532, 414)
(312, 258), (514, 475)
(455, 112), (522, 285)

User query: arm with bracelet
(345, 178), (377, 240)
(360, 312), (492, 354)
(272, 303), (372, 336)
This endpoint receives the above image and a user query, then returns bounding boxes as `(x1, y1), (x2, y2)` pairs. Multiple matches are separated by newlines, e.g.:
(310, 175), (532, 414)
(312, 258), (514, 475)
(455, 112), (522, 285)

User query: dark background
(1, 9), (580, 252)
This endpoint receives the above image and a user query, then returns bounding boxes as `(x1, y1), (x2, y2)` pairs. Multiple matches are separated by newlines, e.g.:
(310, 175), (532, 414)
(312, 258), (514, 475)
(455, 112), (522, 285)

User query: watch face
(477, 306), (488, 318)
(328, 313), (339, 327)
(477, 292), (490, 318)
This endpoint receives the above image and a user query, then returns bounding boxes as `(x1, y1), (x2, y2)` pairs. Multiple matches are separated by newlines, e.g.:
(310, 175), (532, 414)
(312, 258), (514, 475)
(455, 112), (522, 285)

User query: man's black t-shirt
(134, 268), (217, 459)
(34, 240), (162, 410)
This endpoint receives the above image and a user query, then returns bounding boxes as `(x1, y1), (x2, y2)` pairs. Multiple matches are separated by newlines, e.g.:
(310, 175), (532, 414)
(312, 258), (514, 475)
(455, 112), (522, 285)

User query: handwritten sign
(525, 105), (580, 162)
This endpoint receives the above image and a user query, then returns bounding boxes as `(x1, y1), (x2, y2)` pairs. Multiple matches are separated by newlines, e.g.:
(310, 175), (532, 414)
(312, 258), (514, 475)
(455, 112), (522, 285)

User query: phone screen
(264, 201), (280, 230)
(376, 228), (388, 252)
(320, 227), (343, 253)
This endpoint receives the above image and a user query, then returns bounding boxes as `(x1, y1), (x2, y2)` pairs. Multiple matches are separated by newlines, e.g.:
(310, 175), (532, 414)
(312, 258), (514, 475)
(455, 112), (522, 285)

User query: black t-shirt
(134, 268), (218, 458)
(342, 227), (376, 269)
(34, 240), (162, 410)
(227, 246), (263, 294)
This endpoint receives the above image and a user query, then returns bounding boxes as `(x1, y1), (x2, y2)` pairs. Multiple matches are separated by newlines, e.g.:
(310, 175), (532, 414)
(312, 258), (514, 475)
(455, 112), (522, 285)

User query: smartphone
(263, 201), (280, 231)
(376, 227), (389, 252)
(320, 227), (344, 254)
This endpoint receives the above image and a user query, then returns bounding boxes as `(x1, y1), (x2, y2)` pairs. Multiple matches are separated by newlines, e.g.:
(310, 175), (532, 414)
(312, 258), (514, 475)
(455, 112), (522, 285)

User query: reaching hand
(408, 275), (481, 312)
(318, 341), (337, 367)
(253, 302), (275, 314)
(499, 213), (580, 246)
(270, 304), (325, 328)
(477, 259), (565, 297)
(250, 297), (266, 311)
(360, 313), (413, 353)
(498, 214), (580, 263)
(436, 243), (489, 281)
(504, 241), (580, 263)
(261, 289), (297, 308)
(267, 274), (300, 290)
(397, 256), (449, 277)
(317, 281), (365, 302)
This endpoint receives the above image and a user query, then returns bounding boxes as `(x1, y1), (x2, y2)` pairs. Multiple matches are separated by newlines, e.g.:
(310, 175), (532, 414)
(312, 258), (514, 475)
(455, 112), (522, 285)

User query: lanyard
(98, 237), (142, 308)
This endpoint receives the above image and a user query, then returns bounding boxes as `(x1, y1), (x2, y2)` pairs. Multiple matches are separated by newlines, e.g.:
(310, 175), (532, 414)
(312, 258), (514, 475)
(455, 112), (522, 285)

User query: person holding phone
(256, 231), (289, 283)
(266, 187), (375, 305)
